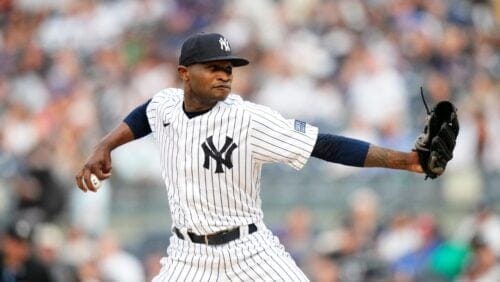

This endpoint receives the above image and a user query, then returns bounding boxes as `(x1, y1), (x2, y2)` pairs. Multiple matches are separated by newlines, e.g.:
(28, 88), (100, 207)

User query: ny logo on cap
(219, 37), (231, 52)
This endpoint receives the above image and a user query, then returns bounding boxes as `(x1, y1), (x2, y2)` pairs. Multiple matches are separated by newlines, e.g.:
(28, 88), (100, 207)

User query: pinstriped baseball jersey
(146, 88), (318, 235)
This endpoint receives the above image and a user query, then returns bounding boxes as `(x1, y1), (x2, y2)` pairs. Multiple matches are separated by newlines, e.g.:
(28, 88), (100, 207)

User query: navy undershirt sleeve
(123, 99), (152, 139)
(311, 133), (370, 167)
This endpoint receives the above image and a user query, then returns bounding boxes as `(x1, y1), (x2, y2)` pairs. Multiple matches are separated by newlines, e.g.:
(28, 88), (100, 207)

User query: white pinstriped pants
(152, 224), (309, 281)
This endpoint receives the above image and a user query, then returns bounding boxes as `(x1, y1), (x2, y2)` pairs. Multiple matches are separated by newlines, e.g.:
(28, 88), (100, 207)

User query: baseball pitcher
(76, 33), (458, 281)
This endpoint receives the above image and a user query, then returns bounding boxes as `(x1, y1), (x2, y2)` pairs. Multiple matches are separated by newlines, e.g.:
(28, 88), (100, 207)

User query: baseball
(90, 173), (101, 189)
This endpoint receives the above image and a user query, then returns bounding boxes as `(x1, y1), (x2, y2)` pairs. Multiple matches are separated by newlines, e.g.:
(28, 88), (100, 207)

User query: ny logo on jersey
(219, 37), (231, 52)
(201, 136), (237, 173)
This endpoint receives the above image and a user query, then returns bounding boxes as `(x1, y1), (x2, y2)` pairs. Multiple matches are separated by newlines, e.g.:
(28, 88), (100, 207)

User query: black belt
(174, 224), (257, 245)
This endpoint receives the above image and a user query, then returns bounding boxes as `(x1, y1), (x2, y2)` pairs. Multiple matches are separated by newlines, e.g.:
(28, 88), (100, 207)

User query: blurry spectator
(77, 259), (100, 282)
(1, 103), (39, 157)
(33, 223), (77, 282)
(457, 234), (500, 282)
(426, 71), (452, 107)
(97, 232), (145, 282)
(127, 56), (175, 108)
(60, 227), (96, 269)
(467, 72), (500, 180)
(453, 200), (500, 258)
(392, 213), (444, 281)
(276, 206), (314, 268)
(314, 188), (387, 281)
(305, 253), (340, 282)
(345, 188), (381, 251)
(11, 175), (48, 225)
(11, 41), (49, 114)
(24, 143), (66, 222)
(346, 45), (409, 131)
(254, 29), (339, 121)
(61, 229), (99, 281)
(0, 220), (53, 281)
(315, 188), (381, 255)
(9, 143), (66, 226)
(377, 212), (420, 264)
(430, 241), (470, 281)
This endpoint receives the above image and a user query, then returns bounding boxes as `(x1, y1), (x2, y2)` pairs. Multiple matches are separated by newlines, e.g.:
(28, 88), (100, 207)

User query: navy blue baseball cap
(179, 33), (249, 67)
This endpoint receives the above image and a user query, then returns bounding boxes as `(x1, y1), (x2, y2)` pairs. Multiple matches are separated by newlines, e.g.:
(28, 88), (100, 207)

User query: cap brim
(193, 56), (250, 67)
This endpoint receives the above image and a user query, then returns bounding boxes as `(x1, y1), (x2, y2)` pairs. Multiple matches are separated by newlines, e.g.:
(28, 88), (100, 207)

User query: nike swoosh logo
(163, 122), (170, 127)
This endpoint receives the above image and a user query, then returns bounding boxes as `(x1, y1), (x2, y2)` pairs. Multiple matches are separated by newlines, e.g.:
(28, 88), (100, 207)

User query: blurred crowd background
(0, 0), (499, 281)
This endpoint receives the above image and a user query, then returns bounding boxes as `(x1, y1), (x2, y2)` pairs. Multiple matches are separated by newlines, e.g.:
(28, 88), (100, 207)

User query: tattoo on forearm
(366, 147), (389, 167)
(365, 146), (410, 169)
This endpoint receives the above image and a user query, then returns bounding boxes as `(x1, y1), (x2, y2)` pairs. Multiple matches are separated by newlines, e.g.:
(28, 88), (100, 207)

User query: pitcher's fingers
(103, 158), (112, 175)
(82, 169), (98, 192)
(93, 169), (105, 180)
(75, 171), (88, 192)
(94, 168), (112, 180)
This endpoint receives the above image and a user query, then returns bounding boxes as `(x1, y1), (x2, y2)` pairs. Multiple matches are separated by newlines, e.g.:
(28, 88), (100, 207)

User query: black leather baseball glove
(414, 89), (459, 179)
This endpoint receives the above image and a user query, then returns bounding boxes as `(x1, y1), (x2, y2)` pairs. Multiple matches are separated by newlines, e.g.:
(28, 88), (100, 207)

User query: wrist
(409, 151), (424, 173)
(96, 139), (114, 153)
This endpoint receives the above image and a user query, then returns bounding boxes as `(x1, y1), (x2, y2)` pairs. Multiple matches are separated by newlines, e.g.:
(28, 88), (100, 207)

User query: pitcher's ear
(177, 65), (189, 81)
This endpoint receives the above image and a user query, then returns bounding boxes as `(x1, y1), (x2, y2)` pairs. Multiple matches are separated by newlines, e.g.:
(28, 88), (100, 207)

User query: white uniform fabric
(146, 88), (318, 281)
(153, 224), (309, 282)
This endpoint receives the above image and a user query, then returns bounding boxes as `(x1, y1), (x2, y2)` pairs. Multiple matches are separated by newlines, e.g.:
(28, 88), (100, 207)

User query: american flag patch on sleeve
(294, 120), (306, 133)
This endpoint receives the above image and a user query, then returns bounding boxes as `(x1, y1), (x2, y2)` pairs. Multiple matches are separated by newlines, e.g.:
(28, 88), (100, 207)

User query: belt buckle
(204, 234), (209, 245)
